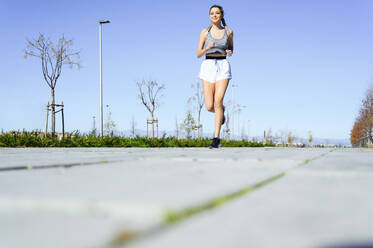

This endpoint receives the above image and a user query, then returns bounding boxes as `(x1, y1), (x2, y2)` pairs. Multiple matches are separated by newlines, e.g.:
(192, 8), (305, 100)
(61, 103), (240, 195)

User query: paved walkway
(0, 148), (372, 248)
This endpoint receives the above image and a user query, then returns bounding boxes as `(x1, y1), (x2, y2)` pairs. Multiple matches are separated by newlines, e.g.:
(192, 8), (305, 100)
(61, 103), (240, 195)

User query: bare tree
(235, 104), (246, 139)
(223, 112), (231, 140)
(223, 100), (232, 140)
(241, 120), (248, 140)
(137, 80), (165, 138)
(175, 116), (180, 138)
(187, 82), (204, 138)
(90, 116), (97, 137)
(273, 131), (281, 145)
(131, 116), (137, 138)
(278, 129), (286, 146)
(24, 34), (81, 136)
(104, 105), (116, 136)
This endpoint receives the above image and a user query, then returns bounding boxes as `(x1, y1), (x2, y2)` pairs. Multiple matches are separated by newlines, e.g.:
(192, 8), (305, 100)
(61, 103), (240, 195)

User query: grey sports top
(204, 27), (229, 55)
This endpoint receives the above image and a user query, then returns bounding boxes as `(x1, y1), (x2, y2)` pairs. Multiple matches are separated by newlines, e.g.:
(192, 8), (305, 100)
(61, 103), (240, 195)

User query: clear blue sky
(1, 0), (373, 140)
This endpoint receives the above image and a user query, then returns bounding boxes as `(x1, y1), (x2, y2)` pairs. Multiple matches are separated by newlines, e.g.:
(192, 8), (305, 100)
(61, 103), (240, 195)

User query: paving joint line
(105, 149), (336, 247)
(0, 159), (122, 172)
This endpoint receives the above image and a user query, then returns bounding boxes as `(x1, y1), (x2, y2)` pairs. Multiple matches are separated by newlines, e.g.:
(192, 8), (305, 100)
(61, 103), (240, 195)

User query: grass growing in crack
(110, 230), (139, 247)
(299, 149), (335, 167)
(109, 173), (286, 247)
(106, 150), (337, 246)
(163, 172), (285, 225)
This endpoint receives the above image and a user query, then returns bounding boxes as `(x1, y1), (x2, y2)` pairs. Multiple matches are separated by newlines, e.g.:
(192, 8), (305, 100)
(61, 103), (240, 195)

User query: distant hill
(310, 137), (350, 146)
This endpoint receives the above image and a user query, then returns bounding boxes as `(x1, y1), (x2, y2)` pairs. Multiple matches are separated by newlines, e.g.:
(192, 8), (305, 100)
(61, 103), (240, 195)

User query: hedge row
(0, 131), (269, 148)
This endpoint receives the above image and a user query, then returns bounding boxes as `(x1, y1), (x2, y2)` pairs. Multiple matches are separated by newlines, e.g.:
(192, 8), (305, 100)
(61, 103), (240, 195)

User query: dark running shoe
(221, 105), (226, 125)
(209, 137), (221, 149)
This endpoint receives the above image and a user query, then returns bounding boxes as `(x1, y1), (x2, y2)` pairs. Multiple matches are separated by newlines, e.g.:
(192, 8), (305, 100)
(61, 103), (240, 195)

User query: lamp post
(247, 120), (250, 140)
(99, 20), (110, 137)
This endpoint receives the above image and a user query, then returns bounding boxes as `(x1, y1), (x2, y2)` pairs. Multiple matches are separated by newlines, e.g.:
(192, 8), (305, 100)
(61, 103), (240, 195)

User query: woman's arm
(197, 29), (214, 58)
(226, 29), (234, 56)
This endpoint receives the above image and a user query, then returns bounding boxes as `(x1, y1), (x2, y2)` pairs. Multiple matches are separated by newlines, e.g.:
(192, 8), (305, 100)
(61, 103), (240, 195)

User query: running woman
(197, 5), (233, 149)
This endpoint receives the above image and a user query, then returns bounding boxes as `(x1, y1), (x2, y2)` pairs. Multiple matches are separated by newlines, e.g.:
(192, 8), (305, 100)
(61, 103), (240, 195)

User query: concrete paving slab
(0, 213), (122, 248)
(129, 148), (373, 248)
(0, 148), (326, 210)
(0, 147), (326, 168)
(1, 148), (369, 248)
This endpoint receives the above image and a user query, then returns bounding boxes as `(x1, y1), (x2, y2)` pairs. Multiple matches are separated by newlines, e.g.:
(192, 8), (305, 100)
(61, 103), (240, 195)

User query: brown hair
(207, 5), (228, 32)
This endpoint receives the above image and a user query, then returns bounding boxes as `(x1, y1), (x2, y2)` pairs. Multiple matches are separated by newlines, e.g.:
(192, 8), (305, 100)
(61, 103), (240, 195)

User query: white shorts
(198, 59), (232, 83)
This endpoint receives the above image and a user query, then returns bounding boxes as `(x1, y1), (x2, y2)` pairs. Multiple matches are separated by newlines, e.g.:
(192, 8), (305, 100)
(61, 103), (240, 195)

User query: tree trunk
(151, 113), (154, 138)
(51, 88), (56, 137)
(198, 109), (201, 138)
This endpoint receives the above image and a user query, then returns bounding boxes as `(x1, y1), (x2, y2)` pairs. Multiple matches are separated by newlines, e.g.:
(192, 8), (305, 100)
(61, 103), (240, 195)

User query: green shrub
(0, 131), (269, 148)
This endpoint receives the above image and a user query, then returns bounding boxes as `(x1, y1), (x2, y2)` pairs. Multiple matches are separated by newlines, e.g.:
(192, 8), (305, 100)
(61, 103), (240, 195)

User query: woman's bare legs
(202, 80), (215, 113)
(213, 78), (230, 138)
(202, 78), (230, 138)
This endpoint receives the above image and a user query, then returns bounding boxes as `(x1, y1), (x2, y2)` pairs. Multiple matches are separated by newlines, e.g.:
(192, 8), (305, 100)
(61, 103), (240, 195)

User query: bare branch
(137, 80), (165, 118)
(137, 82), (152, 114)
(24, 33), (81, 90)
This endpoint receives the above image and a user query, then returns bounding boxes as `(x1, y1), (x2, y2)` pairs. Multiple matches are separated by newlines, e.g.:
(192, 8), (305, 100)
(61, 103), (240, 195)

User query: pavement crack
(105, 149), (336, 247)
(0, 160), (123, 172)
(297, 149), (335, 167)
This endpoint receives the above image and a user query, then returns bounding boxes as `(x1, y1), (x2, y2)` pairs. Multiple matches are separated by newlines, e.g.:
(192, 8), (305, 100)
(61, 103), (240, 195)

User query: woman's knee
(214, 101), (223, 110)
(206, 103), (214, 112)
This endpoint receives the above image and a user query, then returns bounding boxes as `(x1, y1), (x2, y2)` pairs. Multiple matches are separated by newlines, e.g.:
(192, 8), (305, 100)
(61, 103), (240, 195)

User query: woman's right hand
(206, 42), (214, 50)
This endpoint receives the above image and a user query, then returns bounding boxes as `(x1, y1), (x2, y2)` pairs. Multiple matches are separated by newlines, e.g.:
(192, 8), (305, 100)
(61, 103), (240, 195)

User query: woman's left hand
(226, 49), (233, 56)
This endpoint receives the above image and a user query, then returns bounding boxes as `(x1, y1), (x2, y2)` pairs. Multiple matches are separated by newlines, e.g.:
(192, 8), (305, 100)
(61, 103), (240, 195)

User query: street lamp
(99, 20), (110, 137)
(247, 120), (250, 140)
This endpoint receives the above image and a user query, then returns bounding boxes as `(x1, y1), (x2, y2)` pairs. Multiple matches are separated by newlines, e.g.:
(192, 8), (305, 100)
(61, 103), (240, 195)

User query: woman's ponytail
(207, 24), (213, 32)
(221, 17), (226, 28)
